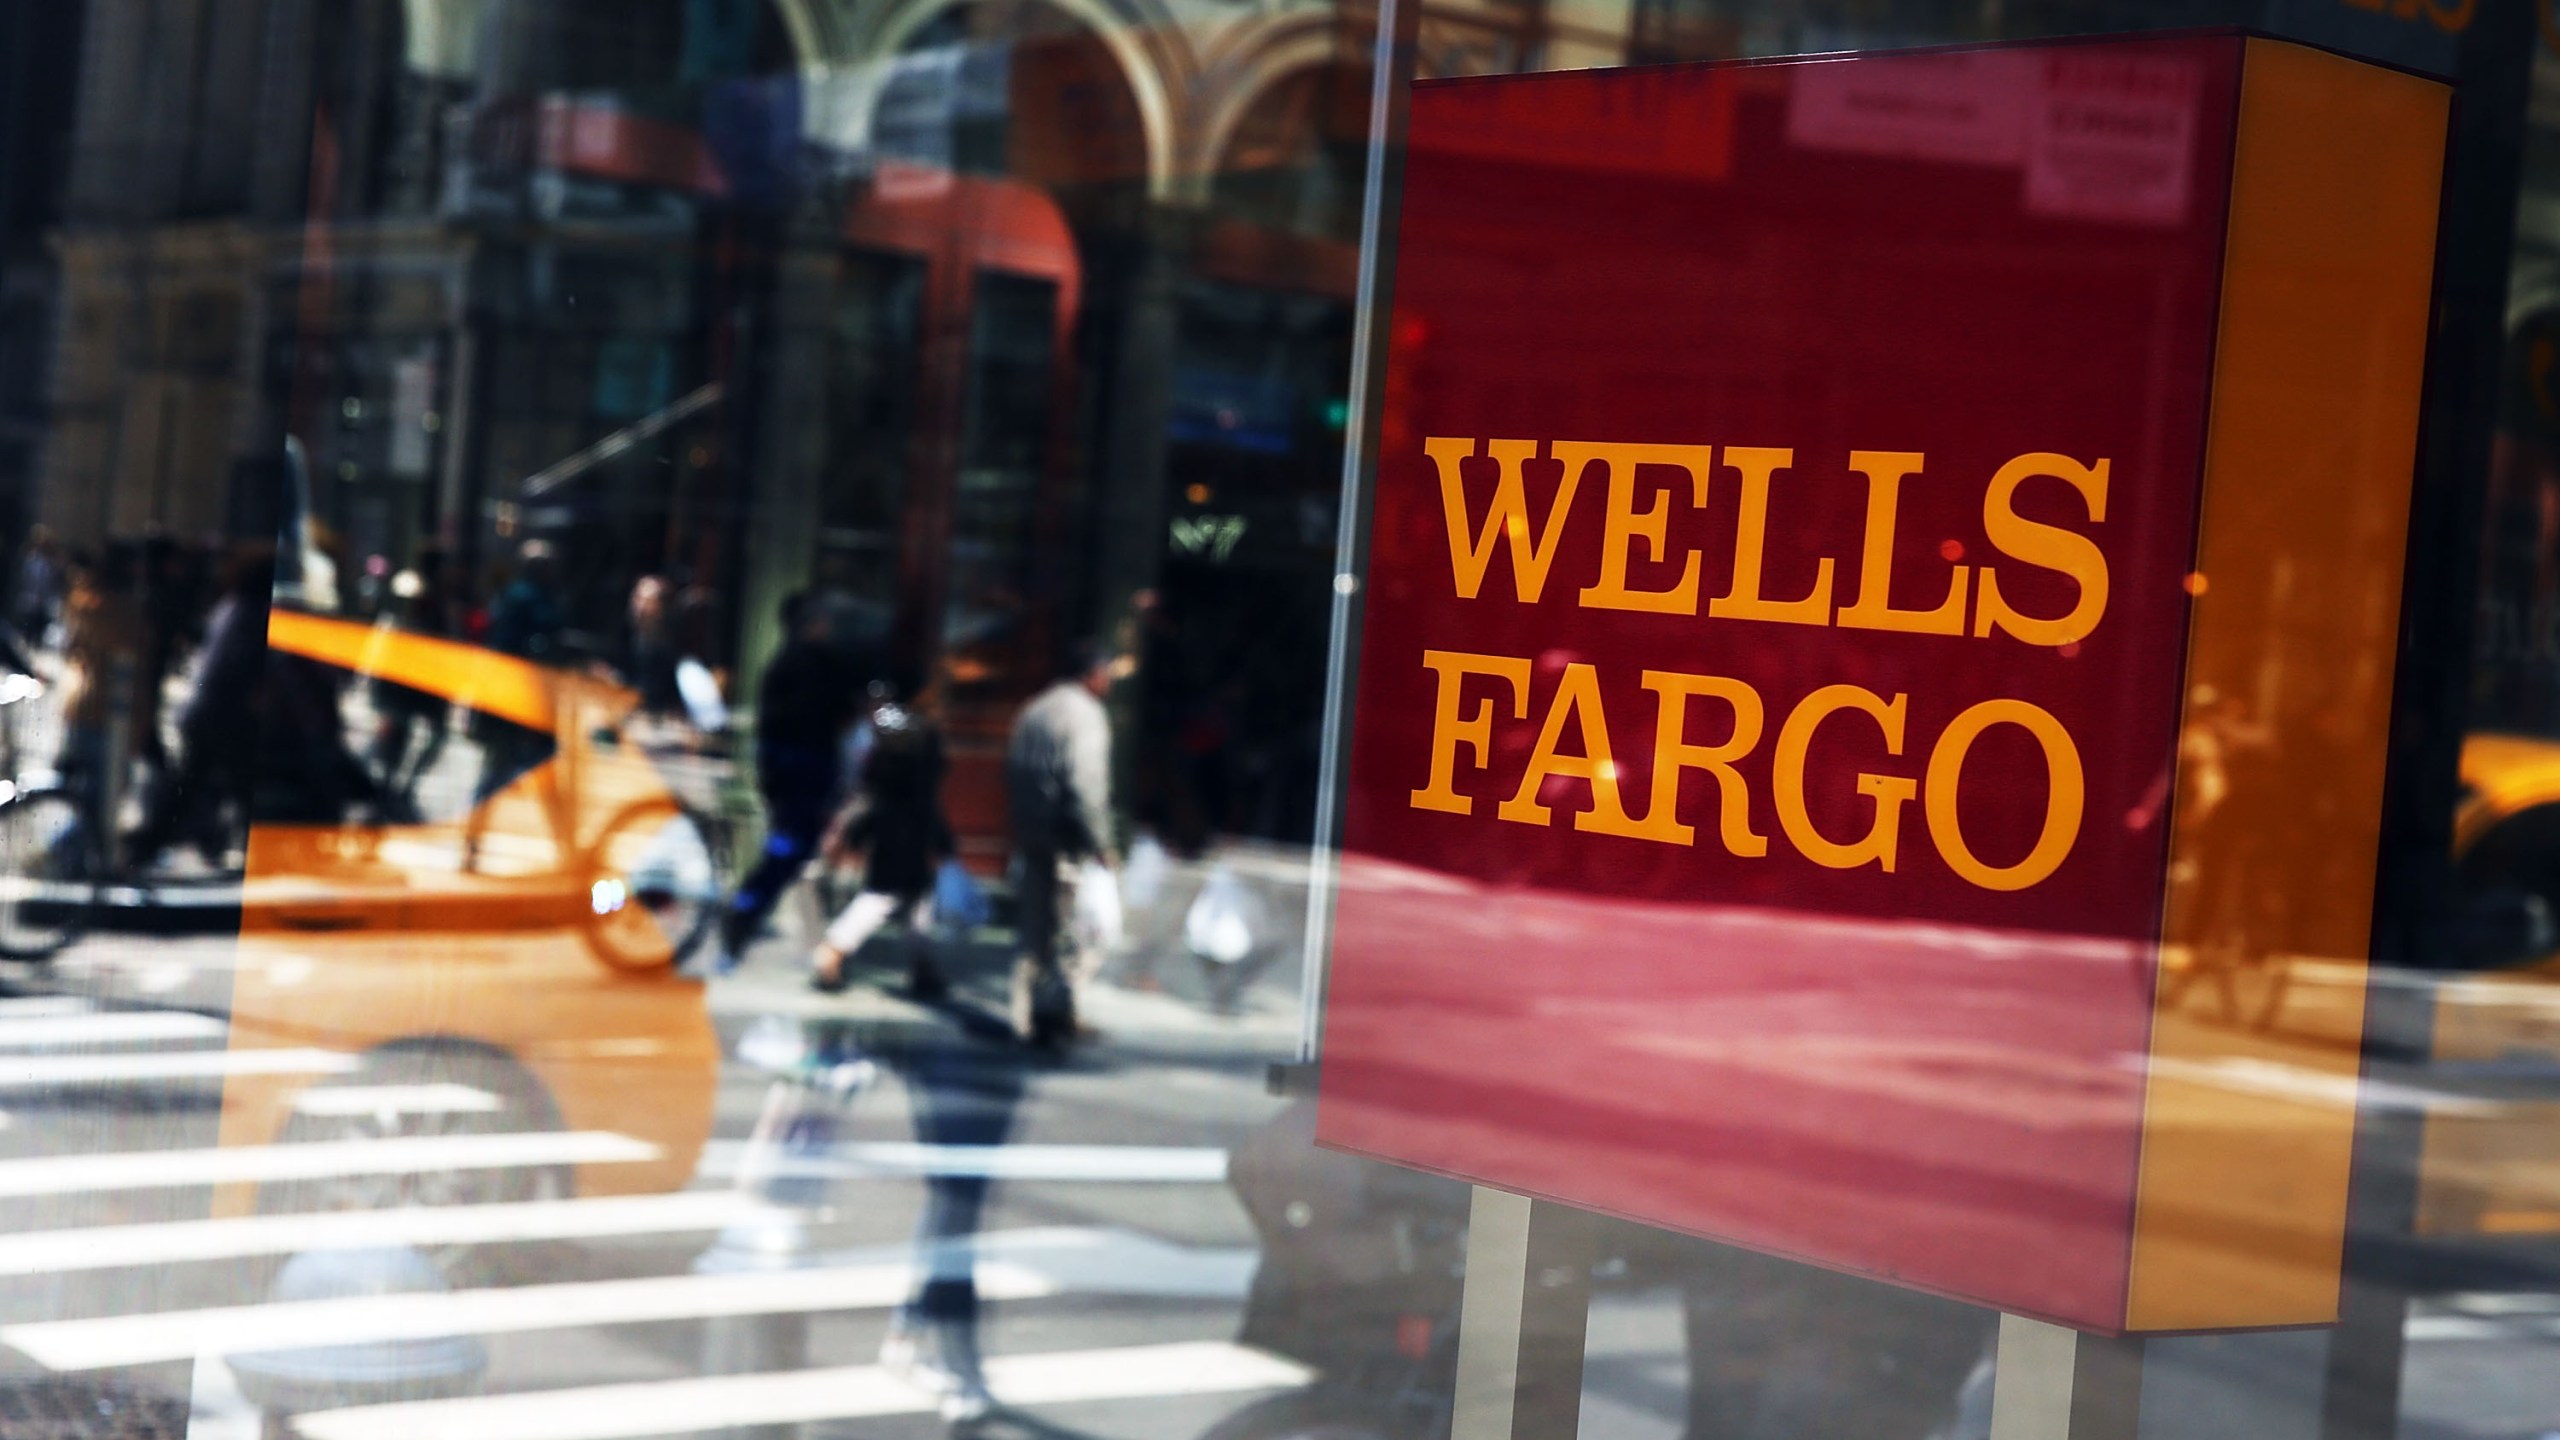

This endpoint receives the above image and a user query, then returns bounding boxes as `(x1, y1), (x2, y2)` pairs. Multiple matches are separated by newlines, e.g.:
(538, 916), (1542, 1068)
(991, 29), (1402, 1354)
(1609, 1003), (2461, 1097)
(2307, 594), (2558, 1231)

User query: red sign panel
(1317, 35), (2447, 1332)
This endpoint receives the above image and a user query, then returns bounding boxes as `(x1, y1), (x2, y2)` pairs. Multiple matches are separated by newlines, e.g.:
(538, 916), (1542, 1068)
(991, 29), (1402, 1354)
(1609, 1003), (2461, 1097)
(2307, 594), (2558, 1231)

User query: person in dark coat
(369, 545), (456, 821)
(809, 671), (952, 996)
(718, 592), (865, 967)
(462, 541), (567, 872)
(125, 548), (274, 869)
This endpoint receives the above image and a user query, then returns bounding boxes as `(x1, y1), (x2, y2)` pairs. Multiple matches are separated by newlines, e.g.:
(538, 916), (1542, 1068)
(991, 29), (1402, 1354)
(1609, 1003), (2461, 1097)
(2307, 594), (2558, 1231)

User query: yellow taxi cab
(2132, 730), (2560, 1250)
(2412, 731), (2560, 1239)
(209, 610), (723, 1220)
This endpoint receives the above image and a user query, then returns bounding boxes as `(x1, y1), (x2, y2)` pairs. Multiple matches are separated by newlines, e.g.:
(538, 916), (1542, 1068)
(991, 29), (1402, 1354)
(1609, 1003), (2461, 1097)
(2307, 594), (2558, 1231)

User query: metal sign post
(1988, 1317), (2144, 1440)
(1453, 1189), (1593, 1440)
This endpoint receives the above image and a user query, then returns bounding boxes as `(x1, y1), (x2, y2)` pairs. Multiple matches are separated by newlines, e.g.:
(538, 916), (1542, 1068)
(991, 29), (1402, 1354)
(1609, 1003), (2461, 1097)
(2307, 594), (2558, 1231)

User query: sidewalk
(702, 930), (1305, 1061)
(706, 837), (1322, 1060)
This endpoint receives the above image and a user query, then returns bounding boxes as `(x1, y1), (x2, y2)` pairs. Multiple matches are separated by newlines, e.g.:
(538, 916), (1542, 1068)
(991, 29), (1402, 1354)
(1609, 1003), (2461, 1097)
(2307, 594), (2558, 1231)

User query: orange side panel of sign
(2122, 39), (2447, 1333)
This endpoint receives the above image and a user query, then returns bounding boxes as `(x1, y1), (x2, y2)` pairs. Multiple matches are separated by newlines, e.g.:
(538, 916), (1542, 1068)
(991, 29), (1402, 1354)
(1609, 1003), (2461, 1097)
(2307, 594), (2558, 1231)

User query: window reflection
(0, 0), (1389, 1435)
(0, 0), (2551, 1438)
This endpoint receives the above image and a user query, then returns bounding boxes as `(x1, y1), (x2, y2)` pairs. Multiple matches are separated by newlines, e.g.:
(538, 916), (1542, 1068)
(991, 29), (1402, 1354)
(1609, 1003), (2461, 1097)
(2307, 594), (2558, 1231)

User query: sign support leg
(1991, 1314), (2145, 1440)
(1453, 1187), (1594, 1440)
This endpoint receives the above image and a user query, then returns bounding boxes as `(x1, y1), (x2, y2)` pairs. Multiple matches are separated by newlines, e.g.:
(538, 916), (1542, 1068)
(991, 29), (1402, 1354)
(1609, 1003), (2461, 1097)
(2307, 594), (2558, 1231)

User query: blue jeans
(896, 1040), (1024, 1325)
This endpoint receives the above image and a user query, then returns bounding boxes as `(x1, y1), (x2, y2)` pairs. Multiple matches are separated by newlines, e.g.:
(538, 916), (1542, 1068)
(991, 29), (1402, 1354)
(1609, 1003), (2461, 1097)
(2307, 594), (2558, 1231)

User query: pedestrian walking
(369, 545), (455, 821)
(462, 541), (568, 872)
(54, 547), (147, 844)
(1003, 638), (1119, 1045)
(624, 573), (684, 735)
(125, 547), (271, 869)
(15, 528), (61, 648)
(718, 592), (865, 968)
(809, 672), (954, 997)
(875, 1035), (1023, 1424)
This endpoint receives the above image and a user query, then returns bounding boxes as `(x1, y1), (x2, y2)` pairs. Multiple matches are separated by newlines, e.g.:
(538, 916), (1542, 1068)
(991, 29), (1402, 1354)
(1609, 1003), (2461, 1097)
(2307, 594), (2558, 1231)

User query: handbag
(933, 857), (991, 932)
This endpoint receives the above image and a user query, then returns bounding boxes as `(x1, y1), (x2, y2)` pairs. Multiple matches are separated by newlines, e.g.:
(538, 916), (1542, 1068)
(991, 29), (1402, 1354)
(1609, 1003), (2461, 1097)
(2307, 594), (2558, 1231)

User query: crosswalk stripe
(292, 1083), (502, 1117)
(0, 996), (94, 1017)
(5, 1256), (1061, 1370)
(0, 1047), (353, 1089)
(2406, 1313), (2560, 1343)
(290, 1342), (1314, 1440)
(0, 1009), (226, 1048)
(0, 1190), (775, 1278)
(0, 1129), (657, 1200)
(699, 1139), (1229, 1183)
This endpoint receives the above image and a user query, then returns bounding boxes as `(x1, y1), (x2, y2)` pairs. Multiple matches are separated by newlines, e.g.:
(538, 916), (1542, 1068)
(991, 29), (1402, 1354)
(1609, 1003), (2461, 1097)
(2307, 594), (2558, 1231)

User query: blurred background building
(0, 0), (2521, 860)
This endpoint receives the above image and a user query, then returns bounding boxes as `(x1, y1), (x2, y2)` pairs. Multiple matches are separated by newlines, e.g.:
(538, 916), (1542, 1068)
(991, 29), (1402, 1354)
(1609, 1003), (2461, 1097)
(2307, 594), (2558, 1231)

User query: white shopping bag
(1183, 863), (1265, 965)
(1122, 833), (1170, 912)
(1071, 858), (1124, 953)
(675, 657), (729, 734)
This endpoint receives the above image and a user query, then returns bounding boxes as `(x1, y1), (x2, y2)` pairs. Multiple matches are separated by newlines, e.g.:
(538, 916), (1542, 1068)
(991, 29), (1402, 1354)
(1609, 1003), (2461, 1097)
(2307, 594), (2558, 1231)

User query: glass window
(0, 2), (2549, 1439)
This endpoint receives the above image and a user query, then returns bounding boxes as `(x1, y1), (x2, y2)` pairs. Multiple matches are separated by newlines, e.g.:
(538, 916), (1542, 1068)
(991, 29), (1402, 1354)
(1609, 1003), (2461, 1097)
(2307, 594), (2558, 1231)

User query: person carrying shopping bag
(1003, 639), (1119, 1046)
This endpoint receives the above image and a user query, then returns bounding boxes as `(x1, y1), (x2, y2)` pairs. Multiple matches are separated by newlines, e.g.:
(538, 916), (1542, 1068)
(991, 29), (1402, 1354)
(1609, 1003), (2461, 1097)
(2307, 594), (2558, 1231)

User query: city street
(0, 816), (2548, 1437)
(0, 909), (1322, 1440)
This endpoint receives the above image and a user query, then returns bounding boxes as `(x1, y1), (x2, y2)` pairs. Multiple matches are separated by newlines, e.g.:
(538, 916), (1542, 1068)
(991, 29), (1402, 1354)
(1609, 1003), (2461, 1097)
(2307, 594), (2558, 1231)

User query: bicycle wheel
(0, 787), (100, 959)
(581, 797), (719, 970)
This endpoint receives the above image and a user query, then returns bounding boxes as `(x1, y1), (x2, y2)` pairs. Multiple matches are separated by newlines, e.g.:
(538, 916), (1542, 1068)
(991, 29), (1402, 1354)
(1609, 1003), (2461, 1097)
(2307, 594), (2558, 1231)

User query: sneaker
(932, 1321), (994, 1425)
(941, 1383), (993, 1427)
(879, 1319), (933, 1389)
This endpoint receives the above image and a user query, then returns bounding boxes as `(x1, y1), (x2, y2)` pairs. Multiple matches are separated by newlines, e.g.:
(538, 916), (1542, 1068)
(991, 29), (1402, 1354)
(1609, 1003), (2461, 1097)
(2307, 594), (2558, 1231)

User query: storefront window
(0, 1), (2552, 1438)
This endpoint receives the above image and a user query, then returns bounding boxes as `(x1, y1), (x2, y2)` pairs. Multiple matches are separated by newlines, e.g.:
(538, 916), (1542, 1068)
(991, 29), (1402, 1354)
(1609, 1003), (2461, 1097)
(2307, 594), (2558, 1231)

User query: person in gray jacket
(1004, 638), (1119, 1045)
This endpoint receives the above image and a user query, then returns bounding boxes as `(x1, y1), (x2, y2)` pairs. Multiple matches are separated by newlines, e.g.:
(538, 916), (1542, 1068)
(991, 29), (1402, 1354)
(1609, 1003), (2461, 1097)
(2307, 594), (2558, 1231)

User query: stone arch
(1186, 13), (1360, 208)
(399, 0), (493, 78)
(851, 0), (1181, 201)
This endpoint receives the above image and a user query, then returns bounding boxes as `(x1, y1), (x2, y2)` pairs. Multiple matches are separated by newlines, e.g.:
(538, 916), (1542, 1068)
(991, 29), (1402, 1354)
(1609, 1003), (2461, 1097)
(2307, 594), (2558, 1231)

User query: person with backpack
(809, 671), (954, 998)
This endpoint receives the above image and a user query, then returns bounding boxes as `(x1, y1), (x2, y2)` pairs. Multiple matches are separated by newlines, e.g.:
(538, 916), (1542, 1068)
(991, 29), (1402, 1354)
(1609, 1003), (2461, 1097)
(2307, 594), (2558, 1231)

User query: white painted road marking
(0, 1129), (657, 1200)
(699, 1139), (1229, 1183)
(0, 1190), (775, 1278)
(292, 1083), (503, 1117)
(0, 1047), (354, 1089)
(7, 1257), (1062, 1370)
(289, 1342), (1314, 1440)
(2, 1223), (1263, 1370)
(2407, 1313), (2560, 1343)
(0, 1009), (226, 1048)
(0, 996), (94, 1017)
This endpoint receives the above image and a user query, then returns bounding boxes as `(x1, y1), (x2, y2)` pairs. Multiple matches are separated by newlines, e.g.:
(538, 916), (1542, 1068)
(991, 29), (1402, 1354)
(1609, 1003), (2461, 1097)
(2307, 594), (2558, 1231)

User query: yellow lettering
(1975, 454), (2110, 647)
(1836, 451), (1968, 635)
(1410, 649), (1532, 815)
(1613, 671), (1767, 855)
(1428, 437), (1583, 602)
(1925, 699), (2084, 891)
(1497, 662), (1642, 832)
(1561, 441), (1709, 614)
(1710, 446), (1835, 628)
(1773, 684), (1916, 871)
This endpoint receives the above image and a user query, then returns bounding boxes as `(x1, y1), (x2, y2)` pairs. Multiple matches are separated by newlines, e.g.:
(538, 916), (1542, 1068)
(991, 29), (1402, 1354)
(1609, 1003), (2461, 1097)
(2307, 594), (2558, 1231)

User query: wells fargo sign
(1405, 442), (2106, 893)
(1317, 35), (2449, 1333)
